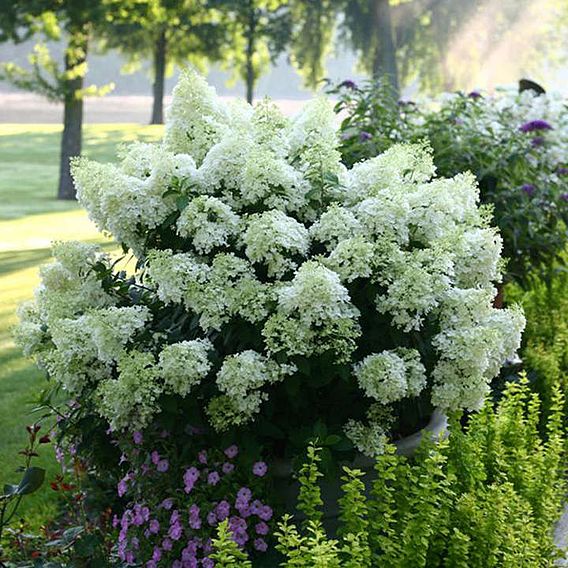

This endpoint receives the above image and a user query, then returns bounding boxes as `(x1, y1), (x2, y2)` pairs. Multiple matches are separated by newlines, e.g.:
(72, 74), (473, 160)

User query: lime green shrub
(275, 376), (566, 567)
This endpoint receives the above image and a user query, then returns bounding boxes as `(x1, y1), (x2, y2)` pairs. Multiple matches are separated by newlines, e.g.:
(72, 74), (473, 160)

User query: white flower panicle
(242, 210), (310, 277)
(17, 72), (525, 444)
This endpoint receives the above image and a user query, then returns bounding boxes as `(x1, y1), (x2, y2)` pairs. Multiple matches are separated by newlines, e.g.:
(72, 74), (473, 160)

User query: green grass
(0, 124), (163, 527)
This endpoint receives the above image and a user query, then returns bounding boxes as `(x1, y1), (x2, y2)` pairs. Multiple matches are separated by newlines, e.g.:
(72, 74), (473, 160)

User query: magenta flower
(252, 461), (268, 477)
(224, 445), (239, 459)
(519, 119), (553, 133)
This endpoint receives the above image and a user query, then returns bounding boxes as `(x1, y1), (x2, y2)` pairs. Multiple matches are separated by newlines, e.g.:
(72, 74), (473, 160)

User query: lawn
(0, 124), (163, 527)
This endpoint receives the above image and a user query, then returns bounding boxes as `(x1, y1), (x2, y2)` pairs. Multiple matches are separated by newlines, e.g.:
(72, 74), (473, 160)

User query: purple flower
(198, 450), (208, 464)
(189, 504), (201, 530)
(149, 519), (160, 534)
(169, 522), (183, 541)
(233, 529), (249, 546)
(207, 471), (220, 486)
(125, 551), (135, 564)
(519, 119), (553, 133)
(162, 538), (173, 551)
(152, 547), (162, 562)
(151, 451), (160, 465)
(170, 510), (181, 525)
(252, 461), (268, 477)
(222, 462), (235, 474)
(224, 445), (238, 459)
(468, 90), (482, 99)
(202, 559), (214, 568)
(215, 500), (231, 521)
(133, 431), (143, 444)
(556, 167), (568, 176)
(237, 487), (252, 502)
(521, 183), (536, 196)
(560, 193), (568, 202)
(250, 500), (263, 516)
(339, 79), (357, 90)
(157, 459), (169, 473)
(255, 521), (269, 535)
(184, 467), (200, 493)
(254, 538), (268, 552)
(207, 510), (217, 525)
(117, 475), (129, 497)
(146, 561), (157, 568)
(258, 505), (273, 521)
(359, 131), (372, 142)
(531, 136), (545, 147)
(161, 498), (174, 510)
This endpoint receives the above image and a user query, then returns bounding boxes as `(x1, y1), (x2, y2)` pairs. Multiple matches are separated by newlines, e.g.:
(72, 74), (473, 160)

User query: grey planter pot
(272, 409), (449, 532)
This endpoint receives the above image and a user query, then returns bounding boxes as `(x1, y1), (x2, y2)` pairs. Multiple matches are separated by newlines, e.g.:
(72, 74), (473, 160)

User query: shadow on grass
(0, 240), (118, 277)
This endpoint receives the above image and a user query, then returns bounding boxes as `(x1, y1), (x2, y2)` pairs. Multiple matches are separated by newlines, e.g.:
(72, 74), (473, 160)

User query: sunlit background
(1, 0), (567, 124)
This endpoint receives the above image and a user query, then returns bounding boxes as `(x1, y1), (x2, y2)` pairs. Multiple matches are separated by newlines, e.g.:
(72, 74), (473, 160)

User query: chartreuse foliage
(275, 376), (566, 567)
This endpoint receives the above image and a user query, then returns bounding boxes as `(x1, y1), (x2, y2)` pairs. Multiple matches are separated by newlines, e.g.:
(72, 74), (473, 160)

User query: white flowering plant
(330, 80), (568, 287)
(17, 71), (524, 466)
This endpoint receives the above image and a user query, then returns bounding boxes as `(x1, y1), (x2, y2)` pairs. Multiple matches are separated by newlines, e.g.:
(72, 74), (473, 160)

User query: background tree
(289, 0), (340, 90)
(0, 1), (116, 200)
(101, 0), (227, 124)
(214, 0), (292, 104)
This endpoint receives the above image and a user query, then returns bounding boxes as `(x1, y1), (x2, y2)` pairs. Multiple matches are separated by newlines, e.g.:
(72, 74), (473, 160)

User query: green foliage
(210, 520), (253, 567)
(276, 376), (567, 566)
(296, 442), (324, 525)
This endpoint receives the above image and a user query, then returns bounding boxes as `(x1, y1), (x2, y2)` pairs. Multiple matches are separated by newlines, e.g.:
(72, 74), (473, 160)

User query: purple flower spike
(339, 79), (357, 90)
(224, 445), (239, 459)
(521, 183), (536, 196)
(519, 119), (553, 133)
(252, 461), (268, 477)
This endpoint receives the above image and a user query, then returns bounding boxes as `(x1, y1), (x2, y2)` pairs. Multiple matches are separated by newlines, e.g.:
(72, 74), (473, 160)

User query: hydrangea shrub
(16, 70), (524, 460)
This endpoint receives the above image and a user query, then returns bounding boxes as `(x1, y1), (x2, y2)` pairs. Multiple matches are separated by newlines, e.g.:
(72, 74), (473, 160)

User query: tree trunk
(58, 34), (87, 201)
(150, 30), (167, 125)
(245, 3), (256, 104)
(372, 0), (399, 94)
